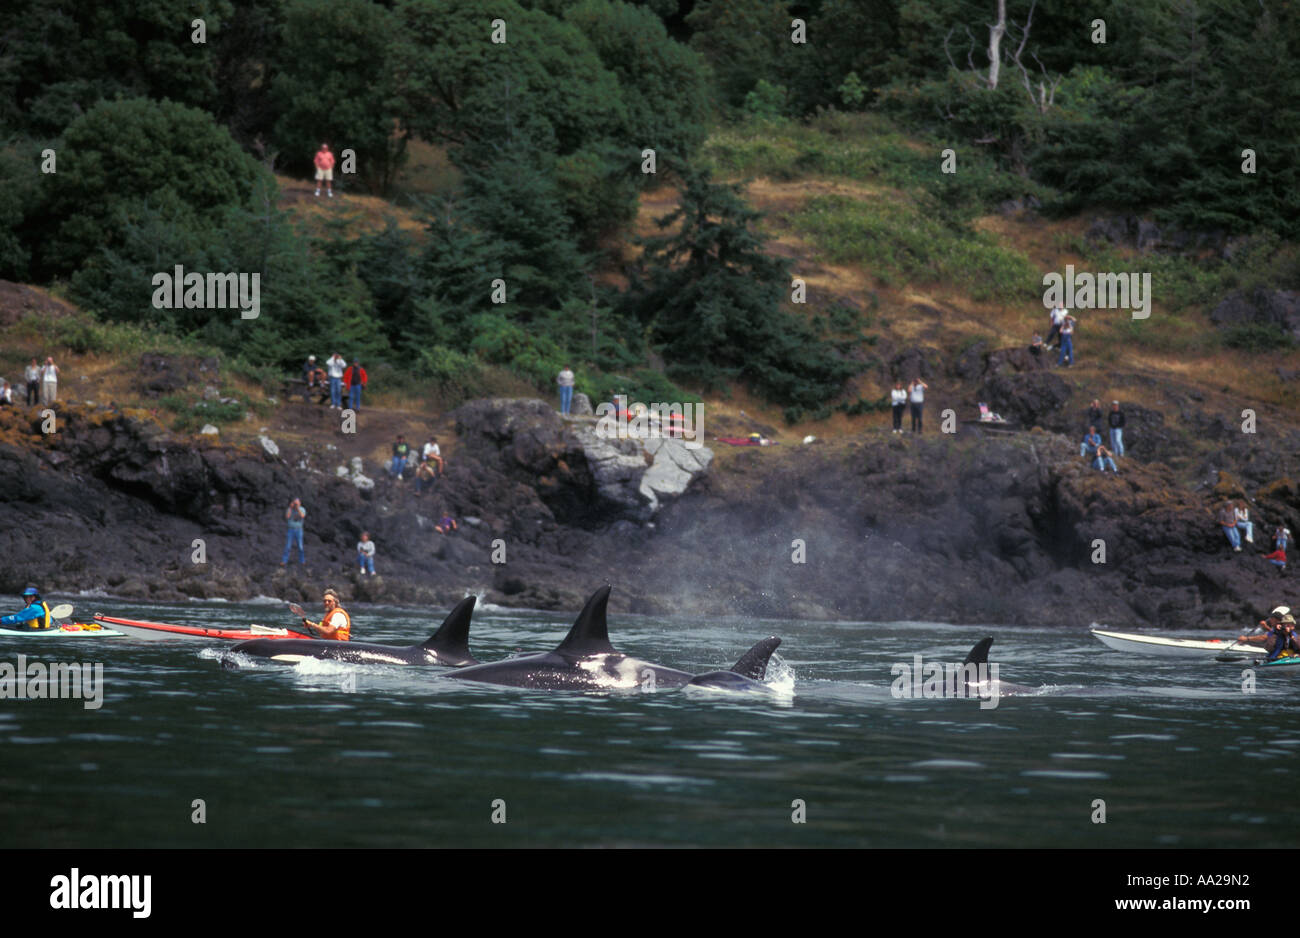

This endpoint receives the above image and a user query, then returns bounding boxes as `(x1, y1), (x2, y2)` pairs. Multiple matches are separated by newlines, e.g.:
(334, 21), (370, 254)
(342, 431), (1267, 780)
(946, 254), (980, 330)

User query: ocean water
(0, 598), (1293, 848)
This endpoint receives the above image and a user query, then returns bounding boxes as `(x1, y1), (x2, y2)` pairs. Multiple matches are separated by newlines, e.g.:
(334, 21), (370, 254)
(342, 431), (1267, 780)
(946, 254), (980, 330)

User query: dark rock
(979, 371), (1071, 430)
(1209, 288), (1300, 340)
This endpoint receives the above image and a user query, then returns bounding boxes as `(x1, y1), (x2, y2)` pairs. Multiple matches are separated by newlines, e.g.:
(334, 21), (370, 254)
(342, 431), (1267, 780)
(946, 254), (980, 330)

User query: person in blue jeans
(356, 532), (376, 576)
(1093, 443), (1119, 473)
(1057, 313), (1076, 366)
(1080, 426), (1102, 462)
(1107, 401), (1124, 456)
(344, 360), (367, 411)
(391, 435), (411, 480)
(326, 352), (346, 409)
(281, 498), (306, 565)
(557, 366), (575, 415)
(1218, 503), (1241, 552)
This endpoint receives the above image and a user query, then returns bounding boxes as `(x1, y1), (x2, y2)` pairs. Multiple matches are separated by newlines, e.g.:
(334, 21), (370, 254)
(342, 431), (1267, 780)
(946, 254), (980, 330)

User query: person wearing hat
(300, 588), (351, 640)
(343, 359), (367, 411)
(1264, 614), (1299, 660)
(302, 354), (318, 385)
(1, 587), (53, 630)
(1237, 606), (1294, 645)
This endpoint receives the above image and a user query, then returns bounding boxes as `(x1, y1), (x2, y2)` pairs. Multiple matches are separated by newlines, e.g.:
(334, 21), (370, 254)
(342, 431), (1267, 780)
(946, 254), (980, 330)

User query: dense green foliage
(2, 0), (1298, 421)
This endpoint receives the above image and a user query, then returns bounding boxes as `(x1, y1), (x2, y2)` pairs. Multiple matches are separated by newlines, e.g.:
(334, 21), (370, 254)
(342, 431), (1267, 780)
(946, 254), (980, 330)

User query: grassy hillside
(4, 113), (1296, 468)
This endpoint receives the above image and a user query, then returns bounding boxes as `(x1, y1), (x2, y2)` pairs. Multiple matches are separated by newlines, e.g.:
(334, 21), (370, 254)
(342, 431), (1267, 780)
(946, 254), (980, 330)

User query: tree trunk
(988, 0), (1007, 89)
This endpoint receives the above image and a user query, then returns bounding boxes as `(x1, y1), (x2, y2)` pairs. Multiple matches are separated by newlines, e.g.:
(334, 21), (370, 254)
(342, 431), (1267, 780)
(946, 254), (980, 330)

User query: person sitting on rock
(422, 436), (444, 475)
(435, 515), (458, 535)
(1, 587), (53, 630)
(1093, 443), (1119, 474)
(357, 532), (376, 576)
(1235, 501), (1254, 545)
(0, 379), (11, 406)
(391, 435), (411, 480)
(1217, 502), (1242, 552)
(1262, 545), (1288, 572)
(1029, 333), (1044, 358)
(299, 588), (351, 640)
(1080, 426), (1102, 462)
(415, 459), (436, 494)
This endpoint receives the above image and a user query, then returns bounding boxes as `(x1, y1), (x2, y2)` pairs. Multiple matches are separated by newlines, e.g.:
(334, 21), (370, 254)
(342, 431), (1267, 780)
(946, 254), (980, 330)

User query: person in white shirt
(557, 366), (575, 415)
(40, 357), (59, 405)
(1057, 313), (1076, 366)
(1045, 304), (1067, 348)
(422, 436), (444, 474)
(0, 379), (12, 405)
(908, 378), (928, 433)
(890, 381), (908, 433)
(356, 532), (376, 576)
(326, 352), (346, 409)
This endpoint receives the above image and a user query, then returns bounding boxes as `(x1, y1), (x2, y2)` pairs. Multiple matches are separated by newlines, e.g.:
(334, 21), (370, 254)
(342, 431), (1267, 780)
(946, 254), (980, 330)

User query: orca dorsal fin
(964, 637), (994, 667)
(422, 596), (478, 664)
(730, 637), (781, 680)
(555, 586), (616, 656)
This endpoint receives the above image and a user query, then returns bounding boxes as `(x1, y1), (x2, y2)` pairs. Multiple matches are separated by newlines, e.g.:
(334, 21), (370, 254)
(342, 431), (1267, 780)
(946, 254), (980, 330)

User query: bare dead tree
(941, 0), (1060, 115)
(1007, 0), (1062, 113)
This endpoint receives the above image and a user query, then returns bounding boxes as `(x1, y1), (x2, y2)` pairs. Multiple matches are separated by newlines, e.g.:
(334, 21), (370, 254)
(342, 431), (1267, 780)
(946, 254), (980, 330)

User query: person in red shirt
(314, 143), (335, 197)
(343, 360), (367, 410)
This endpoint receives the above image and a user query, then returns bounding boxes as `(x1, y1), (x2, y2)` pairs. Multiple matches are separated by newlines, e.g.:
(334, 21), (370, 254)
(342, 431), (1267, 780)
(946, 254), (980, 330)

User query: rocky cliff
(0, 386), (1295, 629)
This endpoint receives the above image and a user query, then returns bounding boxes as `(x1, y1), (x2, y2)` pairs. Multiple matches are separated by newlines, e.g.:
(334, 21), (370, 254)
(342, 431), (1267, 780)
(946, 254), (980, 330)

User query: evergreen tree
(622, 168), (858, 409)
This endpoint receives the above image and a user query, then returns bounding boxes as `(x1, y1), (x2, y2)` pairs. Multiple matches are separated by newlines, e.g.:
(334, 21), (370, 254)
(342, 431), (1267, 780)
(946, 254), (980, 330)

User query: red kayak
(93, 614), (312, 642)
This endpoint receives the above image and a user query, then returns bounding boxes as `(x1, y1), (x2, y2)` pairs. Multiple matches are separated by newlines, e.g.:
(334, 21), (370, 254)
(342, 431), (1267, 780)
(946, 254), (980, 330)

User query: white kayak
(1090, 627), (1256, 659)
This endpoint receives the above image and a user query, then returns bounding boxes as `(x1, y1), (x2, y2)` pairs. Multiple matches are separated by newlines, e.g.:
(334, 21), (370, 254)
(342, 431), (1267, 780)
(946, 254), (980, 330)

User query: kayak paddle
(49, 603), (74, 619)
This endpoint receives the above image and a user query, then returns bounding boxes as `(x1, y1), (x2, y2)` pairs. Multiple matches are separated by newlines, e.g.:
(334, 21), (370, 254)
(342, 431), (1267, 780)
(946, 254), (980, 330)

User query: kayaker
(1264, 614), (1299, 661)
(1, 587), (53, 630)
(300, 589), (351, 640)
(1238, 606), (1292, 646)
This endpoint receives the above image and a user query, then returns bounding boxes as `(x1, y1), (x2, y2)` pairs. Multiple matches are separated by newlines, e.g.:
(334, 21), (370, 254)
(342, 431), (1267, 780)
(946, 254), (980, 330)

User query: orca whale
(442, 586), (781, 691)
(228, 596), (479, 667)
(962, 637), (1039, 697)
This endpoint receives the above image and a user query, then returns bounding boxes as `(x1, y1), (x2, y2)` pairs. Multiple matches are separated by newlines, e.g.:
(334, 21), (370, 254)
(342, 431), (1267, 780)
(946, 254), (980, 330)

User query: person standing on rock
(1217, 502), (1242, 552)
(1045, 303), (1067, 348)
(1108, 401), (1126, 456)
(357, 532), (376, 576)
(0, 587), (53, 630)
(300, 588), (351, 640)
(326, 352), (346, 409)
(314, 143), (335, 198)
(281, 497), (307, 566)
(40, 356), (59, 405)
(344, 359), (367, 410)
(1057, 313), (1076, 366)
(890, 381), (907, 433)
(1086, 399), (1104, 431)
(557, 365), (575, 416)
(24, 358), (40, 406)
(908, 378), (928, 433)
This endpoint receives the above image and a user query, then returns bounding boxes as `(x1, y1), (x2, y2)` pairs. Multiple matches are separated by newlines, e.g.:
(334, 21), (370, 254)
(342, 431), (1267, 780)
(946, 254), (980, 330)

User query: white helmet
(1271, 606), (1291, 617)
